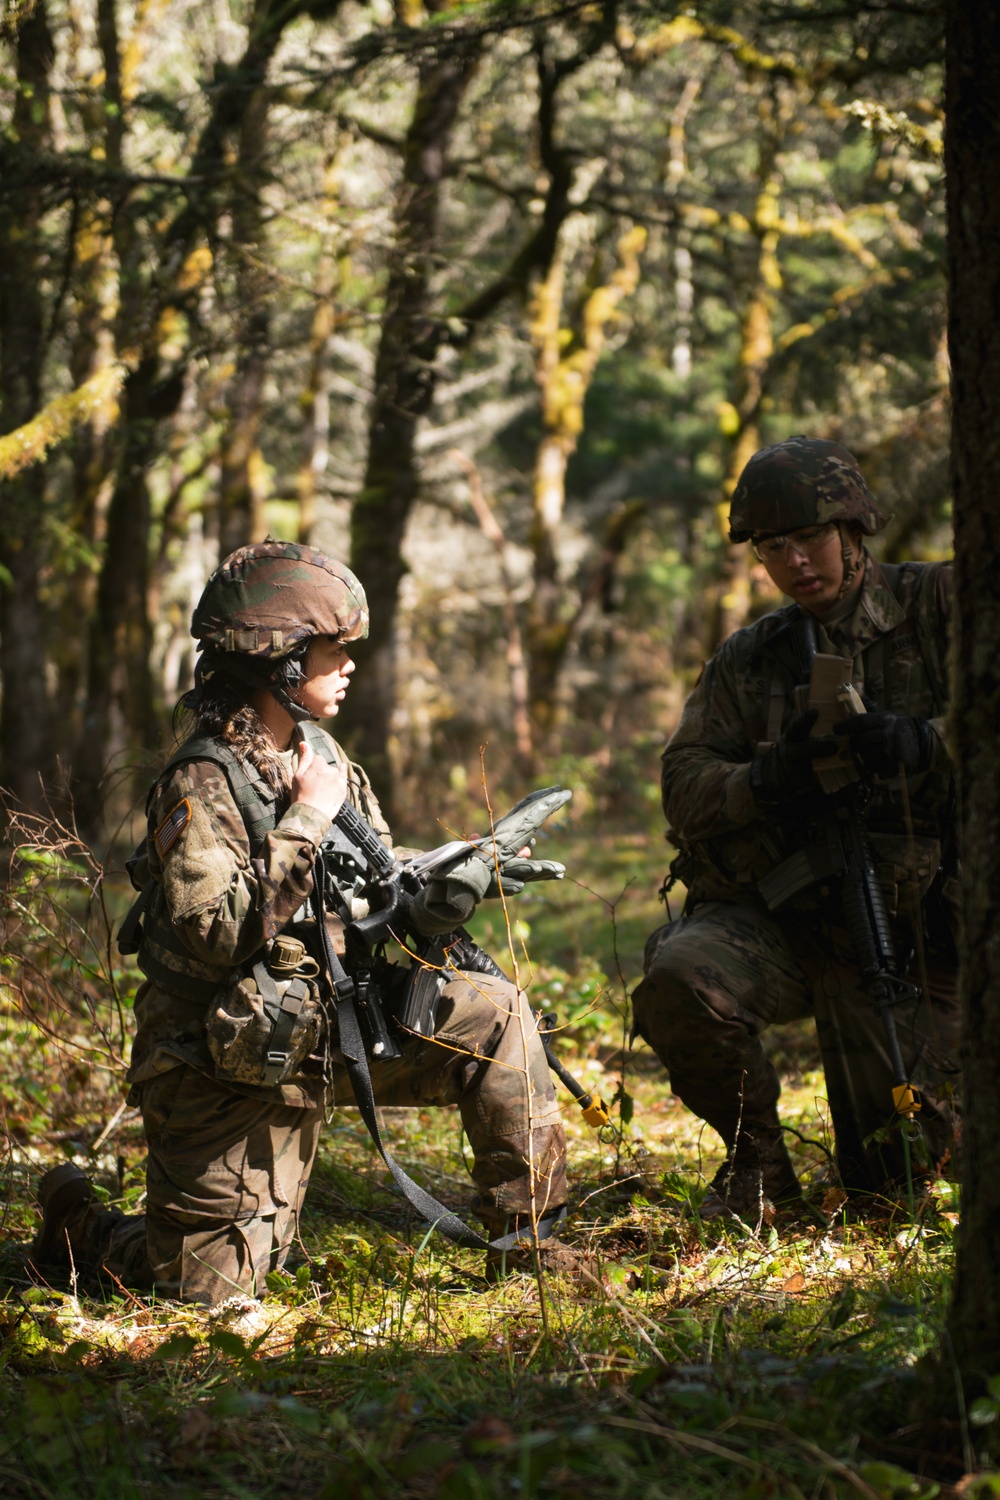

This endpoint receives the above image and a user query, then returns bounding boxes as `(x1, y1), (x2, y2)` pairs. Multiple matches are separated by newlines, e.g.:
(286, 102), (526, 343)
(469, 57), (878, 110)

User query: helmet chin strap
(836, 523), (862, 599)
(268, 683), (316, 724)
(190, 646), (318, 723)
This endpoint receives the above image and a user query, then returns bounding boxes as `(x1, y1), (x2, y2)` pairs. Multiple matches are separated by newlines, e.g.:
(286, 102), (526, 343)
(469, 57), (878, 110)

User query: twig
(91, 1099), (133, 1154)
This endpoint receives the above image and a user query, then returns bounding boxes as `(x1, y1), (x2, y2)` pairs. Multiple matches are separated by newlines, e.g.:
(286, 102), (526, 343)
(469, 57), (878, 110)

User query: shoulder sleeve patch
(154, 798), (192, 859)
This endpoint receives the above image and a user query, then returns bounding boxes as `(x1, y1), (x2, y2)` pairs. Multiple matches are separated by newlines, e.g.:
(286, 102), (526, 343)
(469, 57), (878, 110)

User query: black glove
(750, 709), (837, 807)
(834, 711), (933, 777)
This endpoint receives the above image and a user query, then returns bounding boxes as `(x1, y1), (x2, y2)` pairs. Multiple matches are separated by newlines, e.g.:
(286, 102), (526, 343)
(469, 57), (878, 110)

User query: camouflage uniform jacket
(126, 729), (392, 1108)
(661, 552), (954, 910)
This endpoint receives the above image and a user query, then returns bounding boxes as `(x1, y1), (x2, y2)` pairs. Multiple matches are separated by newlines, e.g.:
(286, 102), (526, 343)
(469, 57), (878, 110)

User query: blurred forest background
(0, 0), (950, 843)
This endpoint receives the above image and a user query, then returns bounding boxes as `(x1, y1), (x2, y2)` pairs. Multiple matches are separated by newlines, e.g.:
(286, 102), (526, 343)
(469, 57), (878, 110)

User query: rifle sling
(310, 861), (526, 1254)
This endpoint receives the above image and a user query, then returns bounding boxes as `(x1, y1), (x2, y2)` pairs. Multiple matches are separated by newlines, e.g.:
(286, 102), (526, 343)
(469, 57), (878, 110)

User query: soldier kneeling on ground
(31, 542), (575, 1302)
(632, 436), (960, 1222)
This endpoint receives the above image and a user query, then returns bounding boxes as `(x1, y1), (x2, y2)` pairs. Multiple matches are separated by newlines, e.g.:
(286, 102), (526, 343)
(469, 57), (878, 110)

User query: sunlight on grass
(0, 827), (983, 1498)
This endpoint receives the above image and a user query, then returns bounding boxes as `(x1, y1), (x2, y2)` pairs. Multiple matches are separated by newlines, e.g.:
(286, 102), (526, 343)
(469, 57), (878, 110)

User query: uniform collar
(820, 551), (905, 657)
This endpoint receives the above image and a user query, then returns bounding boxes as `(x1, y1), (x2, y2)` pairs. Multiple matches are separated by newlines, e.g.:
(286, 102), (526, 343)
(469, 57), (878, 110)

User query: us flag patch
(154, 799), (192, 858)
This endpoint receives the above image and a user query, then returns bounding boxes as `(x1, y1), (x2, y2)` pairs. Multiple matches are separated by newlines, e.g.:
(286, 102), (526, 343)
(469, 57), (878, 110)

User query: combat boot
(31, 1158), (101, 1266)
(482, 1207), (595, 1281)
(699, 1128), (802, 1224)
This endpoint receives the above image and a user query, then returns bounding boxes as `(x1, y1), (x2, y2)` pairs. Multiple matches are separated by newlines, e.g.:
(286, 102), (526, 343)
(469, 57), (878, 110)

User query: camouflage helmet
(191, 539), (368, 659)
(728, 435), (884, 543)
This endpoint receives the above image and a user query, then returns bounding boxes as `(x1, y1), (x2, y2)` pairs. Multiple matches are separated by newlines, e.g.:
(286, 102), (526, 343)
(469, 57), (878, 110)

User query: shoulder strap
(867, 561), (948, 715)
(121, 736), (281, 960)
(156, 734), (281, 853)
(864, 562), (900, 709)
(298, 719), (340, 768)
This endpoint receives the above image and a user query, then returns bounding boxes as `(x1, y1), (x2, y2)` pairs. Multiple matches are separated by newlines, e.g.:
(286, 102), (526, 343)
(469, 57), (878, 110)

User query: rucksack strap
(157, 734), (281, 854)
(120, 735), (281, 961)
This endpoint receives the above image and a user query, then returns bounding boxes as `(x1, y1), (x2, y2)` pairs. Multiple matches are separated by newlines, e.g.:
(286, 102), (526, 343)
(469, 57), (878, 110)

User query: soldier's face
(297, 636), (356, 718)
(760, 524), (863, 613)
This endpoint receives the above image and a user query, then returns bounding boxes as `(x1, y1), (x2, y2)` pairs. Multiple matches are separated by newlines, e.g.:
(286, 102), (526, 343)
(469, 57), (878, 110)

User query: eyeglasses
(752, 522), (838, 563)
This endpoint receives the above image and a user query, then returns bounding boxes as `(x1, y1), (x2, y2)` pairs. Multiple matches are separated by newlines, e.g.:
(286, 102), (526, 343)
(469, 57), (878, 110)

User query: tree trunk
(75, 358), (183, 830)
(217, 81), (272, 555)
(298, 153), (346, 544)
(73, 0), (307, 825)
(713, 92), (783, 648)
(344, 35), (479, 807)
(53, 0), (123, 746)
(526, 225), (646, 744)
(0, 1), (55, 809)
(942, 0), (1000, 1402)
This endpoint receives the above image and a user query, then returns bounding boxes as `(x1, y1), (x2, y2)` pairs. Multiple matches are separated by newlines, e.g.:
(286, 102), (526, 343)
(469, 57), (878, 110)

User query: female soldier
(32, 541), (568, 1302)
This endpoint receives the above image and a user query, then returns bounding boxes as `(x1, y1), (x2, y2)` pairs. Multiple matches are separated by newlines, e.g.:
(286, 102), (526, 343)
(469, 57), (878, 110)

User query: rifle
(312, 778), (616, 1127)
(309, 769), (572, 1063)
(756, 617), (922, 1129)
(305, 774), (610, 1253)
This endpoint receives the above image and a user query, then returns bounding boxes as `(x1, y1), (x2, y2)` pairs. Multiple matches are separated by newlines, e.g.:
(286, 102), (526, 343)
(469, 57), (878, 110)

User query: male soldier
(31, 542), (571, 1300)
(632, 437), (959, 1219)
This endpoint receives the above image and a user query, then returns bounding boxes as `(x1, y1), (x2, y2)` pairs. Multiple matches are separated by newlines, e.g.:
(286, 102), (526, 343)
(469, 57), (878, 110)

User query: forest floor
(0, 828), (989, 1499)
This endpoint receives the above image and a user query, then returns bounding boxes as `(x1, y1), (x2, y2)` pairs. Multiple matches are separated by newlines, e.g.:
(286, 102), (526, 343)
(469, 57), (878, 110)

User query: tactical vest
(120, 725), (341, 1003)
(670, 561), (953, 911)
(756, 562), (949, 747)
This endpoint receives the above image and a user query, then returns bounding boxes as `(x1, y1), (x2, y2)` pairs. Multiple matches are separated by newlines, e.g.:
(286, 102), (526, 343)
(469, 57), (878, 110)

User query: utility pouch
(205, 934), (326, 1088)
(118, 840), (155, 956)
(395, 963), (446, 1039)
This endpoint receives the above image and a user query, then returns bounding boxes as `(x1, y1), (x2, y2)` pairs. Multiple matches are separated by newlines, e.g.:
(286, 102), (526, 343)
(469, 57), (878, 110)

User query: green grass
(0, 827), (990, 1499)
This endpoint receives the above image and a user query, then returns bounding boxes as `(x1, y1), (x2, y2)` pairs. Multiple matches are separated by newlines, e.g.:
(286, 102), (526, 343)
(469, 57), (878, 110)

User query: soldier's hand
(483, 858), (566, 897)
(834, 711), (932, 777)
(750, 709), (838, 807)
(292, 739), (348, 823)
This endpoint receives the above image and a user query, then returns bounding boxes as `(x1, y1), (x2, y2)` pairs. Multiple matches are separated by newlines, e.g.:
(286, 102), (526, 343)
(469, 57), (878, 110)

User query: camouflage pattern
(76, 968), (567, 1302)
(632, 902), (960, 1190)
(204, 964), (325, 1088)
(115, 725), (567, 1302)
(728, 435), (885, 542)
(660, 552), (953, 908)
(82, 1068), (323, 1303)
(637, 550), (958, 1191)
(191, 540), (369, 659)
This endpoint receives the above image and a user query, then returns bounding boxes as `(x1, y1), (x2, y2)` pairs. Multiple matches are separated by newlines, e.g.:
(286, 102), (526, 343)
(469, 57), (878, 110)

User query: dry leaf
(821, 1187), (848, 1216)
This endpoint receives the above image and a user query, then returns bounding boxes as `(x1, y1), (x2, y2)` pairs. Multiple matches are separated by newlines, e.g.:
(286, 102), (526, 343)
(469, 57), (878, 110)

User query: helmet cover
(191, 540), (369, 658)
(728, 435), (884, 543)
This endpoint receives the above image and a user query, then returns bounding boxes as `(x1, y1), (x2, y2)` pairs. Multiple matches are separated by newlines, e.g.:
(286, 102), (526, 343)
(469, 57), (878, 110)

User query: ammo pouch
(867, 831), (942, 915)
(395, 963), (446, 1039)
(205, 934), (326, 1088)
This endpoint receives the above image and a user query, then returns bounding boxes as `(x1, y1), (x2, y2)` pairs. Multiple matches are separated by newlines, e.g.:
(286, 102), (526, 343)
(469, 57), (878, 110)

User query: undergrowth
(0, 812), (991, 1499)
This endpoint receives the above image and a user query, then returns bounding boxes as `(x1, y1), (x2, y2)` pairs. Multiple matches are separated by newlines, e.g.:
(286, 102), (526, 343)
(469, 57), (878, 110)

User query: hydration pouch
(205, 934), (326, 1088)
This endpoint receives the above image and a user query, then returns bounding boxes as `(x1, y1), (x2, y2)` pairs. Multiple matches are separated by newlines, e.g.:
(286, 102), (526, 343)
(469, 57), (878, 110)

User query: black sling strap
(310, 860), (528, 1253)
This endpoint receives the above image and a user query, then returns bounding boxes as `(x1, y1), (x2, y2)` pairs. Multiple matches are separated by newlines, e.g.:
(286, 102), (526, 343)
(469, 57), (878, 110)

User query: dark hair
(176, 650), (293, 796)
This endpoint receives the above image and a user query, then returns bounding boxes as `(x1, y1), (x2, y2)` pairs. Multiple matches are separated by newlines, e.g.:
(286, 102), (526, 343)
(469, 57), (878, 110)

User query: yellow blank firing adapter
(581, 1095), (611, 1129)
(538, 1013), (611, 1131)
(892, 1083), (921, 1118)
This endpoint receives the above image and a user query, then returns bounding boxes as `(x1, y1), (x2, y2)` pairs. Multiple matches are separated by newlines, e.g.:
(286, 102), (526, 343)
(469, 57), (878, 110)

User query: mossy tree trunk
(74, 0), (316, 826)
(217, 65), (273, 556)
(344, 20), (480, 809)
(526, 224), (646, 747)
(0, 0), (55, 809)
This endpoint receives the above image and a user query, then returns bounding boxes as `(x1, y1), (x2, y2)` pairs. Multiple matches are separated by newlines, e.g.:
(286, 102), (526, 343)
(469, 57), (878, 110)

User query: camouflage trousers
(631, 901), (961, 1192)
(87, 971), (565, 1304)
